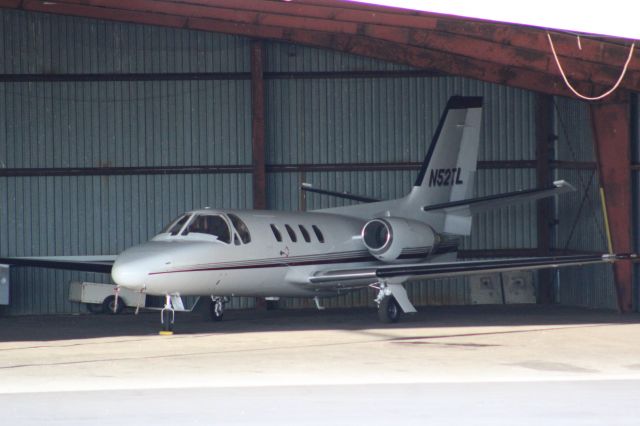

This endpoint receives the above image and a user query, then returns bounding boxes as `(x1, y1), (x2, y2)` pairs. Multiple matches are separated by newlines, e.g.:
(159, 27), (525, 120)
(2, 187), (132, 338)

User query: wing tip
(553, 179), (576, 192)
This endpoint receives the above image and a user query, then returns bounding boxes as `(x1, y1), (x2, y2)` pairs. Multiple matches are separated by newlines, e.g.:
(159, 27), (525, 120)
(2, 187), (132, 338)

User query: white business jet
(1, 96), (631, 332)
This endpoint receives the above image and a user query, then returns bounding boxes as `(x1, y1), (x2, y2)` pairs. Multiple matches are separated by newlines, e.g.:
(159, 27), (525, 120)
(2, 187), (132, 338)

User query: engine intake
(362, 217), (439, 262)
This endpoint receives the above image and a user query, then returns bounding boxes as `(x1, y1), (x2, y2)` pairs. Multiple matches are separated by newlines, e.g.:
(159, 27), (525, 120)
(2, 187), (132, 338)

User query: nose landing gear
(157, 294), (227, 334)
(160, 294), (175, 335)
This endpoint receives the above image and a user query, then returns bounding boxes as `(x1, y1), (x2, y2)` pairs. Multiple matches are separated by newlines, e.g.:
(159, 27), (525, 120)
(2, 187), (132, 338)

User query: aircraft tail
(404, 96), (483, 209)
(317, 96), (483, 229)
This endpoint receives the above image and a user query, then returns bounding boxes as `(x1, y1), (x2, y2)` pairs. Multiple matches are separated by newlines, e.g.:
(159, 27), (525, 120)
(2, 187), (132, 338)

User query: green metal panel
(0, 9), (249, 74)
(0, 9), (254, 315)
(552, 98), (617, 309)
(0, 174), (253, 315)
(470, 168), (537, 250)
(265, 76), (536, 166)
(554, 97), (596, 162)
(0, 80), (251, 169)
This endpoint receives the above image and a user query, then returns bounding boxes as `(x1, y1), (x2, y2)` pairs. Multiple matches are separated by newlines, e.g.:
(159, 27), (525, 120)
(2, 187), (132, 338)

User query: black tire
(209, 299), (224, 321)
(161, 310), (173, 332)
(102, 296), (124, 315)
(87, 303), (103, 314)
(378, 296), (401, 323)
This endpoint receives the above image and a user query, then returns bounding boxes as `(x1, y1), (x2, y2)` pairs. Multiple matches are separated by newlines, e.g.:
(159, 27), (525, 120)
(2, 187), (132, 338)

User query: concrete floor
(0, 305), (639, 424)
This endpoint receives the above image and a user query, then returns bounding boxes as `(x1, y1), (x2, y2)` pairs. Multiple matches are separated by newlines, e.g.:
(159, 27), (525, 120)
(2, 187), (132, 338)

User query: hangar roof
(1, 0), (637, 100)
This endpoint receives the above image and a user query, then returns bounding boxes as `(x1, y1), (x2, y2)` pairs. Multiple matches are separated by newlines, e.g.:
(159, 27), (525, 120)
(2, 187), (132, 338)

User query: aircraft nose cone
(111, 242), (174, 291)
(111, 260), (147, 291)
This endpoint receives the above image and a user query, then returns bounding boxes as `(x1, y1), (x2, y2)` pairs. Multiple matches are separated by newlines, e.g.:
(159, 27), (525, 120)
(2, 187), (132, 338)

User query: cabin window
(228, 213), (251, 244)
(298, 225), (311, 243)
(284, 224), (297, 242)
(270, 224), (282, 242)
(163, 214), (191, 236)
(312, 225), (325, 243)
(183, 215), (231, 244)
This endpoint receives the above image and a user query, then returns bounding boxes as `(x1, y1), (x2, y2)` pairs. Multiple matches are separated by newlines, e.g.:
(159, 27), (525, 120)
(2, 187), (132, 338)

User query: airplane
(1, 96), (634, 333)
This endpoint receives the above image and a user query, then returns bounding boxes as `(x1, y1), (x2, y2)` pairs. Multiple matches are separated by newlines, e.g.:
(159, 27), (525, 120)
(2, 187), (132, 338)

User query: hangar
(0, 0), (637, 316)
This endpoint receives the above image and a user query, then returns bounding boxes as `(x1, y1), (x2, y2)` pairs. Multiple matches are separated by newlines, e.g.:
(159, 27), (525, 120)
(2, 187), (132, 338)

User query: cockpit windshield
(161, 214), (192, 236)
(182, 214), (231, 244)
(228, 213), (251, 244)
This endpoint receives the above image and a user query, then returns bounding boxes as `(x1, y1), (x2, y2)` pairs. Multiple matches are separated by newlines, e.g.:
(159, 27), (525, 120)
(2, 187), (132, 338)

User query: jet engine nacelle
(361, 217), (439, 263)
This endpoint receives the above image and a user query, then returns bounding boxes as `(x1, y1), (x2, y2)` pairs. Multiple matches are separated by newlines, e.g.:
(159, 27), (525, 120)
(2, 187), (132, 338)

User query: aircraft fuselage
(111, 209), (384, 297)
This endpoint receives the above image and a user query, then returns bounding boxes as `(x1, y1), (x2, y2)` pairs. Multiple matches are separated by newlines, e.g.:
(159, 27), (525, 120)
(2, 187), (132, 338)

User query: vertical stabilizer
(398, 96), (483, 234)
(409, 96), (483, 206)
(317, 96), (483, 229)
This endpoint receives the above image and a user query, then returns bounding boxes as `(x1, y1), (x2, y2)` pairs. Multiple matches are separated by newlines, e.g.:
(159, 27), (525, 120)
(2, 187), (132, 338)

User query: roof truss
(1, 0), (637, 98)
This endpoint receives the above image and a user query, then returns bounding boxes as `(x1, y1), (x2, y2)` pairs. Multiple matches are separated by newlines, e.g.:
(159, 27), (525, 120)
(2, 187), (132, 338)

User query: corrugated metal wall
(1, 8), (617, 315)
(0, 10), (253, 314)
(0, 11), (249, 73)
(552, 97), (617, 309)
(265, 75), (537, 247)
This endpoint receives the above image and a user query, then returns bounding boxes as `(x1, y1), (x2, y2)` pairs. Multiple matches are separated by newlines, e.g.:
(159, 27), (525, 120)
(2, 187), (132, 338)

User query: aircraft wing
(308, 253), (634, 287)
(0, 256), (116, 273)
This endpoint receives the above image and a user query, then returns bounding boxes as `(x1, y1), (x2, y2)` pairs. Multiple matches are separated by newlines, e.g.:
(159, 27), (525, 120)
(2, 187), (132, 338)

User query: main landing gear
(377, 295), (401, 323)
(371, 281), (416, 323)
(209, 296), (226, 321)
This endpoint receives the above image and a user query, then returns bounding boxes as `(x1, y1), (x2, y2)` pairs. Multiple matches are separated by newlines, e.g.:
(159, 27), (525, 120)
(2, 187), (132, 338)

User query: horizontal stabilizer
(0, 256), (116, 273)
(422, 180), (575, 215)
(301, 182), (379, 203)
(422, 180), (575, 235)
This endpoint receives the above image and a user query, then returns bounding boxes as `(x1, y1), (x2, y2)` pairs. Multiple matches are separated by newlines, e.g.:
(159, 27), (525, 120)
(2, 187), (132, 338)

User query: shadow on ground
(0, 304), (637, 342)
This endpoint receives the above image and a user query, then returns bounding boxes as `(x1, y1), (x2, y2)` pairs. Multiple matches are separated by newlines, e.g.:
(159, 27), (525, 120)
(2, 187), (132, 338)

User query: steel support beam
(535, 94), (554, 304)
(0, 160), (535, 177)
(590, 96), (634, 312)
(0, 70), (442, 83)
(251, 39), (267, 310)
(251, 40), (267, 210)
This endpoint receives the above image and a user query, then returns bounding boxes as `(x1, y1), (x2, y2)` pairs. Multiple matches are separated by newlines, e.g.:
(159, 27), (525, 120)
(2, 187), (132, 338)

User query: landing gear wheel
(161, 309), (174, 333)
(102, 296), (124, 315)
(209, 298), (224, 321)
(378, 296), (401, 323)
